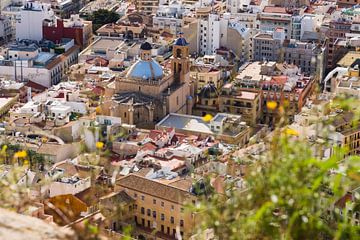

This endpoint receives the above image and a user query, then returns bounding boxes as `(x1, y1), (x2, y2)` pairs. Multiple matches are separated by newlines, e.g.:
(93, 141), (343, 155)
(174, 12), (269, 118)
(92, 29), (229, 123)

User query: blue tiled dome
(174, 37), (188, 46)
(126, 59), (163, 80)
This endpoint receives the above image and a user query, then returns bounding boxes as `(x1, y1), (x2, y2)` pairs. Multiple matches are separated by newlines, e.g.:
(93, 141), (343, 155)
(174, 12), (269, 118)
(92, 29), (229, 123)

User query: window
(161, 201), (164, 207)
(153, 211), (156, 218)
(134, 193), (137, 198)
(171, 205), (174, 211)
(147, 209), (151, 216)
(134, 204), (138, 210)
(141, 195), (145, 201)
(180, 220), (184, 227)
(141, 207), (145, 214)
(153, 199), (156, 204)
(161, 213), (165, 221)
(171, 216), (174, 224)
(180, 208), (184, 213)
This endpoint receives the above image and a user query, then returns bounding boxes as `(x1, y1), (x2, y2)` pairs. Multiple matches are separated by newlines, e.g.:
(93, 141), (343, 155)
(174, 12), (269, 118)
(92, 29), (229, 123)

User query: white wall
(15, 2), (54, 41)
(48, 177), (91, 197)
(0, 65), (51, 87)
(63, 102), (88, 114)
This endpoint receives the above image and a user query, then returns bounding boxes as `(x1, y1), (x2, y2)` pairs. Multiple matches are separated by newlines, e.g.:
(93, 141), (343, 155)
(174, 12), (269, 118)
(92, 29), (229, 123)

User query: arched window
(176, 48), (182, 58)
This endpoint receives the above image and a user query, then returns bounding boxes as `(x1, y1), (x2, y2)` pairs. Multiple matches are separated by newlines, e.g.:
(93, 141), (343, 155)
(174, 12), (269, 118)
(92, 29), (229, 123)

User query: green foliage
(194, 130), (360, 240)
(86, 9), (120, 32)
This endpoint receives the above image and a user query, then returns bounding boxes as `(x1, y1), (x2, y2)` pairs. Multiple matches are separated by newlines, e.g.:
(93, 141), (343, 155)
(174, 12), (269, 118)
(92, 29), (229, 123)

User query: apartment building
(137, 0), (159, 15)
(16, 1), (55, 41)
(283, 39), (326, 79)
(235, 61), (315, 124)
(253, 29), (284, 62)
(325, 19), (352, 69)
(219, 83), (261, 126)
(96, 21), (145, 40)
(199, 14), (227, 55)
(184, 13), (250, 60)
(43, 14), (93, 50)
(190, 65), (222, 91)
(153, 1), (188, 34)
(116, 174), (198, 240)
(332, 112), (360, 156)
(258, 6), (292, 39)
(0, 40), (79, 87)
(0, 15), (13, 44)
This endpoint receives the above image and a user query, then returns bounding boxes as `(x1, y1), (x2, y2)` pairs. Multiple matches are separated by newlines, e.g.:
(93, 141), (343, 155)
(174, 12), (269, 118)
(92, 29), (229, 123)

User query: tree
(86, 9), (120, 32)
(26, 150), (45, 171)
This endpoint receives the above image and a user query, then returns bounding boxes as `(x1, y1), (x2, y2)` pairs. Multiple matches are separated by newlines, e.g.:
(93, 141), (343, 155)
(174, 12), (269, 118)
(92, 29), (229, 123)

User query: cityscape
(0, 0), (359, 239)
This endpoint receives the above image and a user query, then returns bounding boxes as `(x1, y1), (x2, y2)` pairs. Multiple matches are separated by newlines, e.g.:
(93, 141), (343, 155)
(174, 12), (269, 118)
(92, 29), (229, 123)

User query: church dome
(126, 59), (163, 81)
(174, 37), (188, 46)
(198, 83), (218, 99)
(140, 42), (152, 50)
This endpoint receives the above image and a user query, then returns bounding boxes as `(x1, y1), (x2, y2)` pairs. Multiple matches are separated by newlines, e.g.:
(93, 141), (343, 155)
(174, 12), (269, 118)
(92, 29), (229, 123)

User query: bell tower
(172, 33), (190, 85)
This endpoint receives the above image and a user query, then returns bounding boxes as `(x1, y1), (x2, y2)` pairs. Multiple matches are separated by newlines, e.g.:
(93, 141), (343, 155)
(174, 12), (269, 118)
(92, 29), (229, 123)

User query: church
(105, 35), (195, 128)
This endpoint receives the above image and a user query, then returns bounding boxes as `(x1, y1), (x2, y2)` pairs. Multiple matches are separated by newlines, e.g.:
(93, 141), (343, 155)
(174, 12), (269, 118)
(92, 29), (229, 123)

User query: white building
(48, 176), (91, 197)
(0, 40), (79, 87)
(15, 1), (55, 41)
(199, 14), (228, 55)
(226, 0), (267, 14)
(153, 1), (189, 34)
(291, 14), (317, 40)
(194, 13), (250, 60)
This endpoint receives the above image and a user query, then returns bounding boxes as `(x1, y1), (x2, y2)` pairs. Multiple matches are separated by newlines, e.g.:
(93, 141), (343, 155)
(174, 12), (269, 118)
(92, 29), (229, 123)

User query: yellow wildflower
(95, 106), (101, 114)
(14, 150), (27, 158)
(202, 114), (213, 122)
(96, 141), (104, 149)
(284, 128), (299, 136)
(1, 145), (7, 154)
(266, 101), (277, 110)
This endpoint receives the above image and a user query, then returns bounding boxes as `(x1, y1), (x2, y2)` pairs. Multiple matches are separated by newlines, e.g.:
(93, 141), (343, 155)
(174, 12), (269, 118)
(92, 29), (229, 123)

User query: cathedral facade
(107, 36), (195, 128)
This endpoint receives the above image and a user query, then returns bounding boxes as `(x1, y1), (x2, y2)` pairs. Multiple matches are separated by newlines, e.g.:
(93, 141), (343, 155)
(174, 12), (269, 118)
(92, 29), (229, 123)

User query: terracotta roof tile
(116, 174), (195, 204)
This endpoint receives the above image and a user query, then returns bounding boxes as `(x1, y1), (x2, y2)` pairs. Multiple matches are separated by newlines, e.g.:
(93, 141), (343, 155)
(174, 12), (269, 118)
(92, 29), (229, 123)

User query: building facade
(43, 14), (93, 50)
(116, 174), (198, 239)
(16, 1), (55, 41)
(104, 36), (195, 128)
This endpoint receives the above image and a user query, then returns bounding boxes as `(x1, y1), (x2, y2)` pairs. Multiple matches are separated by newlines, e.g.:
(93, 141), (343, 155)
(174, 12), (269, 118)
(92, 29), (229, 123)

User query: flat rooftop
(158, 113), (212, 134)
(157, 113), (248, 137)
(337, 51), (360, 67)
(235, 62), (272, 82)
(0, 97), (14, 109)
(80, 37), (126, 57)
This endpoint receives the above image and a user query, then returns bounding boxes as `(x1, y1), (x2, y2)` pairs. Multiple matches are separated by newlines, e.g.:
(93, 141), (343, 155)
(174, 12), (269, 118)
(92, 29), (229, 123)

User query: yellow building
(332, 112), (360, 156)
(219, 83), (261, 126)
(116, 174), (198, 239)
(190, 65), (222, 92)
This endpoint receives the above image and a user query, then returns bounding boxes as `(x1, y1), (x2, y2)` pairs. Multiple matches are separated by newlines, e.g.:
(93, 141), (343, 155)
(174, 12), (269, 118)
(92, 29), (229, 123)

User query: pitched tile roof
(116, 174), (195, 204)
